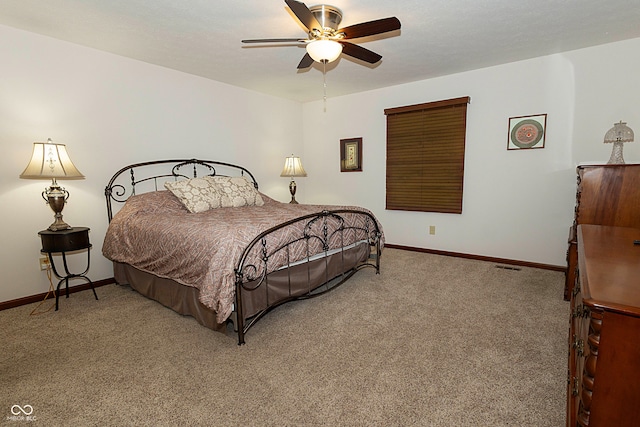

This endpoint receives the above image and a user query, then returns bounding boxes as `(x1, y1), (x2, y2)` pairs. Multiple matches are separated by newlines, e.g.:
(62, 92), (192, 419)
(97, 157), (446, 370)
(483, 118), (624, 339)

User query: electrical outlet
(39, 256), (50, 271)
(429, 225), (436, 235)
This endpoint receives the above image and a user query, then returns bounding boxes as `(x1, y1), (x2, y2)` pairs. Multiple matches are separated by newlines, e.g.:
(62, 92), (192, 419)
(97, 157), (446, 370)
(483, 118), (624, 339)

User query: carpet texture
(1, 248), (568, 426)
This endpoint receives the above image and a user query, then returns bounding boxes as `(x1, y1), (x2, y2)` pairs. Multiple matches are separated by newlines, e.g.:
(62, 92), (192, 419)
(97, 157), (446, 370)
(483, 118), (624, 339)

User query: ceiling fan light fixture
(306, 39), (342, 63)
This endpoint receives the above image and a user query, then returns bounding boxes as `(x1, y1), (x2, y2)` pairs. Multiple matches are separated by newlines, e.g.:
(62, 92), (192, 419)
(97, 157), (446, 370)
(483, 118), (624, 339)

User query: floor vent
(495, 265), (522, 271)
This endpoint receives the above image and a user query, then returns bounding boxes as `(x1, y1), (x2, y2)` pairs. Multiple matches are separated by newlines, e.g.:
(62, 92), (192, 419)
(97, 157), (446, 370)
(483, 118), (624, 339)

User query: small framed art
(507, 114), (547, 150)
(340, 137), (362, 172)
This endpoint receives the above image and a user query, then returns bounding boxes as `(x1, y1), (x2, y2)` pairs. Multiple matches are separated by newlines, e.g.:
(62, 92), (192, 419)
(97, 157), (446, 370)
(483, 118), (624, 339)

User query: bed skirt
(114, 261), (227, 331)
(112, 242), (370, 334)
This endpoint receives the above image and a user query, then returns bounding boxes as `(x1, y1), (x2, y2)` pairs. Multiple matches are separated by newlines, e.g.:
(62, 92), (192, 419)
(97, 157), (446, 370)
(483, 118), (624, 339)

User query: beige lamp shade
(20, 139), (84, 179)
(280, 155), (307, 178)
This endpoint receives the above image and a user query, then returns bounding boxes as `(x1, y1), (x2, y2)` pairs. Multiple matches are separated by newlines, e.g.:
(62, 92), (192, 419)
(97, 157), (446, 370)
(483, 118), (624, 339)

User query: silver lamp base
(43, 179), (71, 231)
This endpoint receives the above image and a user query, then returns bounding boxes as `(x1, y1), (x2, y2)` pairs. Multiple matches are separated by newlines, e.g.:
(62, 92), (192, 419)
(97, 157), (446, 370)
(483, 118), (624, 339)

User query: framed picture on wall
(507, 113), (547, 150)
(340, 137), (362, 172)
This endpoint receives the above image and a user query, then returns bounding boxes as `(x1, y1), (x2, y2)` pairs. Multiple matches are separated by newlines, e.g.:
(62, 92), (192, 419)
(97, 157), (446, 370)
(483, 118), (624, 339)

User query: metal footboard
(233, 209), (382, 345)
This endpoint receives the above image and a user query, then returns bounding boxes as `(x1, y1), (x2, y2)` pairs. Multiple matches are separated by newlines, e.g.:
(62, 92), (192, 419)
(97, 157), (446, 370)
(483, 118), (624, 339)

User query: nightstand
(38, 226), (98, 310)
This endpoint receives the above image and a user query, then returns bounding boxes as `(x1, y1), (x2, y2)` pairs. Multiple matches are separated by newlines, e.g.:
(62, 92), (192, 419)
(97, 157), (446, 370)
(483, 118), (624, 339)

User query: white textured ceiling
(1, 0), (640, 102)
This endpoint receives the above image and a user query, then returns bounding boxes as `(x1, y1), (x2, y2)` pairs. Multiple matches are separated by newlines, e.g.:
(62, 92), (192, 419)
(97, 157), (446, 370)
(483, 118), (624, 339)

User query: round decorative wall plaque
(511, 119), (544, 148)
(507, 114), (547, 150)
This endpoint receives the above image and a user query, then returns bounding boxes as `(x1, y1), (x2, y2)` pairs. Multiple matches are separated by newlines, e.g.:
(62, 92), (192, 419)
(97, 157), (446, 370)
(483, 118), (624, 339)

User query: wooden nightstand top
(39, 227), (91, 253)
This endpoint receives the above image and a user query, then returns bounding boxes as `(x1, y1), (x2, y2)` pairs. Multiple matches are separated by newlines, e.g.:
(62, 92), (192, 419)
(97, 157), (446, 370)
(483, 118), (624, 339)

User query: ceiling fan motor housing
(309, 5), (343, 31)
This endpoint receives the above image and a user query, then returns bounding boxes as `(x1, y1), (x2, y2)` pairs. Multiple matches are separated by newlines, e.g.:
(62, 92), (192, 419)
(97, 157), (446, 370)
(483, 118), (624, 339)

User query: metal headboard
(105, 158), (259, 222)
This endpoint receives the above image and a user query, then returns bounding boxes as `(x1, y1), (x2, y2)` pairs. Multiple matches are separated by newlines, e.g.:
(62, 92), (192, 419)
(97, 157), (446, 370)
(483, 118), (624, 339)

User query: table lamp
(604, 121), (634, 164)
(20, 139), (85, 231)
(280, 155), (307, 204)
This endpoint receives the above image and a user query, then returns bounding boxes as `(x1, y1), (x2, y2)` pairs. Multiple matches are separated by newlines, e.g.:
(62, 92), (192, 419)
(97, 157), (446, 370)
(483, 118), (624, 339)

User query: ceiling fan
(242, 0), (401, 69)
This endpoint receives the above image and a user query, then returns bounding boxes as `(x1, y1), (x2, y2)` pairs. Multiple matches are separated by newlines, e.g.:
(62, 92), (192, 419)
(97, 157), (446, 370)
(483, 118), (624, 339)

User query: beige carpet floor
(1, 248), (568, 426)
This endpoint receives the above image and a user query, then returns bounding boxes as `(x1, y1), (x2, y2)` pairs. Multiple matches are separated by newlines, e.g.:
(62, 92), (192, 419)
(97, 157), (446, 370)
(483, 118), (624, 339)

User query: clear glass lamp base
(607, 141), (625, 164)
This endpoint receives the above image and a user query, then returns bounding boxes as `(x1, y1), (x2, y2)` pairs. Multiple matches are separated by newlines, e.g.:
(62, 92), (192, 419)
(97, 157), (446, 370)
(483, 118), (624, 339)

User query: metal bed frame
(105, 159), (382, 344)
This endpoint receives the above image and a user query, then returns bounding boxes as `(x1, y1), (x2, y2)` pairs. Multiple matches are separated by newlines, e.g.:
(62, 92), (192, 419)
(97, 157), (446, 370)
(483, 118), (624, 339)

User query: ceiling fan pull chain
(323, 60), (327, 112)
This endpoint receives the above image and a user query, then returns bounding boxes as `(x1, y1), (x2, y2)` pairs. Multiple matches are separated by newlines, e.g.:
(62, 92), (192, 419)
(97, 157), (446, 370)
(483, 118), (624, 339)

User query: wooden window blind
(384, 96), (470, 214)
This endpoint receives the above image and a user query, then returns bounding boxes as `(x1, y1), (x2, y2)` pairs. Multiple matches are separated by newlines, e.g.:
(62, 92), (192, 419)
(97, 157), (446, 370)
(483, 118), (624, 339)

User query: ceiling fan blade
(339, 41), (382, 64)
(242, 38), (304, 43)
(339, 17), (401, 40)
(285, 0), (322, 31)
(297, 53), (314, 69)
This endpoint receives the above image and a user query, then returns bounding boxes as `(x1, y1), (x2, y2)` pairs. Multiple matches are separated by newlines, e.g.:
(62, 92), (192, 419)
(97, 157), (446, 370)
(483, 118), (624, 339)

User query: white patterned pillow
(205, 176), (264, 208)
(164, 177), (223, 213)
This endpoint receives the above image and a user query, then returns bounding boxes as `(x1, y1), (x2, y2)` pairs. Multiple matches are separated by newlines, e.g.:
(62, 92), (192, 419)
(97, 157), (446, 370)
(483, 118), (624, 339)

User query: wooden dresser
(567, 225), (640, 426)
(564, 164), (640, 300)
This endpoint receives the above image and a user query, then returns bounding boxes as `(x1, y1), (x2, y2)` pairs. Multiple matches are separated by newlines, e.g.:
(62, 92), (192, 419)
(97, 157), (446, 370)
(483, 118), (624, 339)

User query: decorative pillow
(205, 175), (264, 208)
(164, 177), (223, 213)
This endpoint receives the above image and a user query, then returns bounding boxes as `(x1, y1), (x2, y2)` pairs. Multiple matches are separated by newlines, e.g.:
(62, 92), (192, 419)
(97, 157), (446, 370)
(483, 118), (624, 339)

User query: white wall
(302, 38), (640, 267)
(0, 25), (302, 303)
(568, 38), (640, 163)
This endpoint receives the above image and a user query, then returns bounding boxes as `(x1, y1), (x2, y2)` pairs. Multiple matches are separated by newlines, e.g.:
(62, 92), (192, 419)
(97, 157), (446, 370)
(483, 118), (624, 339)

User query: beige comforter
(102, 190), (383, 322)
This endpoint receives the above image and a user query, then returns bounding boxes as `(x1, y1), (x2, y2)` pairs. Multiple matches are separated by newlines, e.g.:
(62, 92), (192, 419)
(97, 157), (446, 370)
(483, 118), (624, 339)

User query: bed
(102, 159), (383, 344)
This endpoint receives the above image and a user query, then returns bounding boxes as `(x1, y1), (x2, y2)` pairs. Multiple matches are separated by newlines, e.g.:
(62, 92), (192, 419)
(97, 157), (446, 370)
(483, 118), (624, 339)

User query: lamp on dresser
(280, 154), (307, 204)
(604, 120), (634, 164)
(20, 138), (85, 231)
